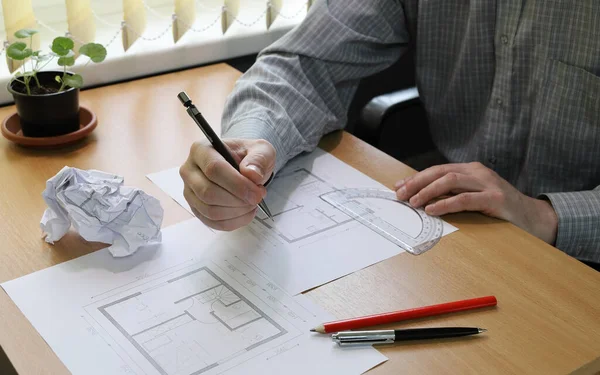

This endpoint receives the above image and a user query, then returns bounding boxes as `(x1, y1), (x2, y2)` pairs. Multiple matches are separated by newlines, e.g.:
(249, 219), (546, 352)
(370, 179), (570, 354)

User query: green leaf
(55, 75), (62, 83)
(56, 49), (75, 66)
(32, 53), (52, 62)
(31, 50), (52, 62)
(14, 29), (38, 39)
(57, 55), (75, 66)
(7, 42), (32, 60)
(51, 37), (75, 56)
(62, 74), (83, 89)
(79, 43), (107, 63)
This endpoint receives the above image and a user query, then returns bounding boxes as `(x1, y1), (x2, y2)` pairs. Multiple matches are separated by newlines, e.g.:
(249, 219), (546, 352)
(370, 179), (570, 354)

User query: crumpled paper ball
(40, 166), (164, 257)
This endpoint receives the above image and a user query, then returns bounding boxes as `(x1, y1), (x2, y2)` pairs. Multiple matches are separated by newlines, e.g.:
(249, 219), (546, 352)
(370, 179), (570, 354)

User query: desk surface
(1, 64), (599, 375)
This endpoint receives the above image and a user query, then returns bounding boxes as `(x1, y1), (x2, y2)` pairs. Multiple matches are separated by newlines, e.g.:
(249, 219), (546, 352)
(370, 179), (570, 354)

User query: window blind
(65, 0), (96, 57)
(1, 0), (39, 73)
(0, 0), (309, 105)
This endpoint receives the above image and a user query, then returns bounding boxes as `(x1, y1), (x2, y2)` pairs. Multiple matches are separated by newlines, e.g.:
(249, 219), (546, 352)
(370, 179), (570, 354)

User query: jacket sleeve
(541, 186), (600, 263)
(221, 0), (411, 172)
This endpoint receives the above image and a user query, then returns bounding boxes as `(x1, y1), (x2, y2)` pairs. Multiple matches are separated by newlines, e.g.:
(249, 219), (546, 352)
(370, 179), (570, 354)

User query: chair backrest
(347, 49), (447, 170)
(346, 49), (416, 134)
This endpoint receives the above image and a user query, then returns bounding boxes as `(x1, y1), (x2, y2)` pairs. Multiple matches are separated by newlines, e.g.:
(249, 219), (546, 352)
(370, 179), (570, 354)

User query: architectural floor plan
(2, 218), (387, 375)
(84, 258), (304, 375)
(255, 168), (353, 243)
(94, 267), (285, 375)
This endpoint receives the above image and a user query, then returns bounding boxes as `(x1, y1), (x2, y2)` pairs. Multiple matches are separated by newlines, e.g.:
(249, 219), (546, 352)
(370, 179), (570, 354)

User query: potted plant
(6, 29), (107, 138)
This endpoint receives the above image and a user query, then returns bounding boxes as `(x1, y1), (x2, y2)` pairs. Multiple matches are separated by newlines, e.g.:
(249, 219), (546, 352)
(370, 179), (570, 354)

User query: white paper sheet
(2, 219), (386, 375)
(148, 149), (458, 295)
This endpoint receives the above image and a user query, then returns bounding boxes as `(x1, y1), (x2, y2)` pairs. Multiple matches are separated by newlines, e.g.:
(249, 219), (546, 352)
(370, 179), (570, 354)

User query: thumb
(239, 140), (276, 186)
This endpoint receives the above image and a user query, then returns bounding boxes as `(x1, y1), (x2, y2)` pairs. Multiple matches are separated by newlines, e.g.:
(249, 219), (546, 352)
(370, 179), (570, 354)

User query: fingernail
(397, 185), (407, 200)
(395, 176), (412, 189)
(247, 164), (263, 178)
(410, 194), (420, 207)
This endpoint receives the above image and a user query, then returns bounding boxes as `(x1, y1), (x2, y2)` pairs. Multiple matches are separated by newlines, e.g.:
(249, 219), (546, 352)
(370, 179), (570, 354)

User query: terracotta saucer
(1, 106), (97, 148)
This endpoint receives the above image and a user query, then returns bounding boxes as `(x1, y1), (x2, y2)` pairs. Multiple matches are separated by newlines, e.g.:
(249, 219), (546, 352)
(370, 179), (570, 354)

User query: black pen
(177, 91), (274, 220)
(331, 327), (486, 346)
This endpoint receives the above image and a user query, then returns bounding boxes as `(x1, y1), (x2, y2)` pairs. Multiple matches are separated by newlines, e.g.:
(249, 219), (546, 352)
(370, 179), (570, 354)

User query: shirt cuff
(221, 117), (289, 175)
(540, 190), (600, 263)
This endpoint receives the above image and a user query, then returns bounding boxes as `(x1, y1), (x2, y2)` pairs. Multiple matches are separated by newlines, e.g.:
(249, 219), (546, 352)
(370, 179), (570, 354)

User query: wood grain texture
(0, 64), (599, 375)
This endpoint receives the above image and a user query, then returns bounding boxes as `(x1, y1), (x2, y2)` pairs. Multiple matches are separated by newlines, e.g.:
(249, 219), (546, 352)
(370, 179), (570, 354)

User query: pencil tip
(312, 324), (325, 333)
(478, 328), (487, 333)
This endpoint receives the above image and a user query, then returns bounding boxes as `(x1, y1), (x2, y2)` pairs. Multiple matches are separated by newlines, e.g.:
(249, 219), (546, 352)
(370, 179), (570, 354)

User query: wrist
(525, 197), (558, 245)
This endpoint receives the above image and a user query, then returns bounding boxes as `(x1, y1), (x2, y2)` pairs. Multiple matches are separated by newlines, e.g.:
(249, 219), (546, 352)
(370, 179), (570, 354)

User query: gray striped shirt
(222, 0), (600, 263)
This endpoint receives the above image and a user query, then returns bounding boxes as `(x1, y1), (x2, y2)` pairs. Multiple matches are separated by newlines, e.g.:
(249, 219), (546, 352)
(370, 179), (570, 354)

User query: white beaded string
(36, 19), (121, 48)
(173, 14), (222, 33)
(224, 5), (268, 28)
(91, 9), (121, 28)
(122, 21), (172, 41)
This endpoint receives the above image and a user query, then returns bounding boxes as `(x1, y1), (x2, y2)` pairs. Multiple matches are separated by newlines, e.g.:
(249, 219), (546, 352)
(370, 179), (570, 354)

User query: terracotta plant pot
(7, 71), (80, 138)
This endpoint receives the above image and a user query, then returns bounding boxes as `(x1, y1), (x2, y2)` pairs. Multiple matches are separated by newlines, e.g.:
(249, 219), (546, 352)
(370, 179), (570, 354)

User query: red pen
(310, 296), (497, 333)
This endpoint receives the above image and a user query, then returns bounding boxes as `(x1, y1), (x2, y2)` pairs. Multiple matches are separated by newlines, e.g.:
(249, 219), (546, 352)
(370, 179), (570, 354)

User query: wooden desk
(1, 64), (599, 375)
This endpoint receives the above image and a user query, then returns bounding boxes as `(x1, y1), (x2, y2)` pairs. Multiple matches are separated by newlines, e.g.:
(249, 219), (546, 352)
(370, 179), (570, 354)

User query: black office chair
(357, 87), (449, 171)
(347, 50), (446, 171)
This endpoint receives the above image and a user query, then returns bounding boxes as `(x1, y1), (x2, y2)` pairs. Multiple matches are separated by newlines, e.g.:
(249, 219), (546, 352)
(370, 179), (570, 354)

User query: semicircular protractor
(320, 188), (443, 255)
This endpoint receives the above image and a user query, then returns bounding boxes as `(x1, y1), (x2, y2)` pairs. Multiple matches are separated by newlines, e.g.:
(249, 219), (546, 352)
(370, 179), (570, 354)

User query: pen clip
(334, 337), (395, 347)
(187, 107), (213, 143)
(332, 331), (395, 346)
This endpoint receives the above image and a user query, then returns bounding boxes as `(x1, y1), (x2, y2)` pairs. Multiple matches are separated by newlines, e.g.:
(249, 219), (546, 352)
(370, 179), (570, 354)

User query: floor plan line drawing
(172, 284), (223, 305)
(80, 312), (143, 374)
(87, 259), (197, 303)
(91, 266), (294, 375)
(254, 168), (354, 244)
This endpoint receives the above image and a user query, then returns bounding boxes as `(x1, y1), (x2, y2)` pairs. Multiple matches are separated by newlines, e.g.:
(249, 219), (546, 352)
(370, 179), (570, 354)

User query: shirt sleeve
(540, 186), (600, 263)
(221, 0), (411, 173)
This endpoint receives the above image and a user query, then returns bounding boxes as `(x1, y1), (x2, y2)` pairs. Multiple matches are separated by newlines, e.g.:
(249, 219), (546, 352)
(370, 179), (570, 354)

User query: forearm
(221, 0), (409, 172)
(221, 52), (353, 173)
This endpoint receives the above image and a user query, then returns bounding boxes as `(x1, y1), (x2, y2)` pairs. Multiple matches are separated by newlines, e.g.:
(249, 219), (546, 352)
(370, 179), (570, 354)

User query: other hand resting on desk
(180, 138), (275, 230)
(395, 162), (559, 244)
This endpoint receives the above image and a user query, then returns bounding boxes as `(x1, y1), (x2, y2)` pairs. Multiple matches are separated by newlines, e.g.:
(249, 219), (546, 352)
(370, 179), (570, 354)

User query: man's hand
(179, 138), (276, 231)
(395, 162), (559, 244)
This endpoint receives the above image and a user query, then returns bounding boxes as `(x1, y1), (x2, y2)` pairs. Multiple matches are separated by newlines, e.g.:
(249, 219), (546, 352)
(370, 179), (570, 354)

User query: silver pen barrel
(331, 330), (395, 347)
